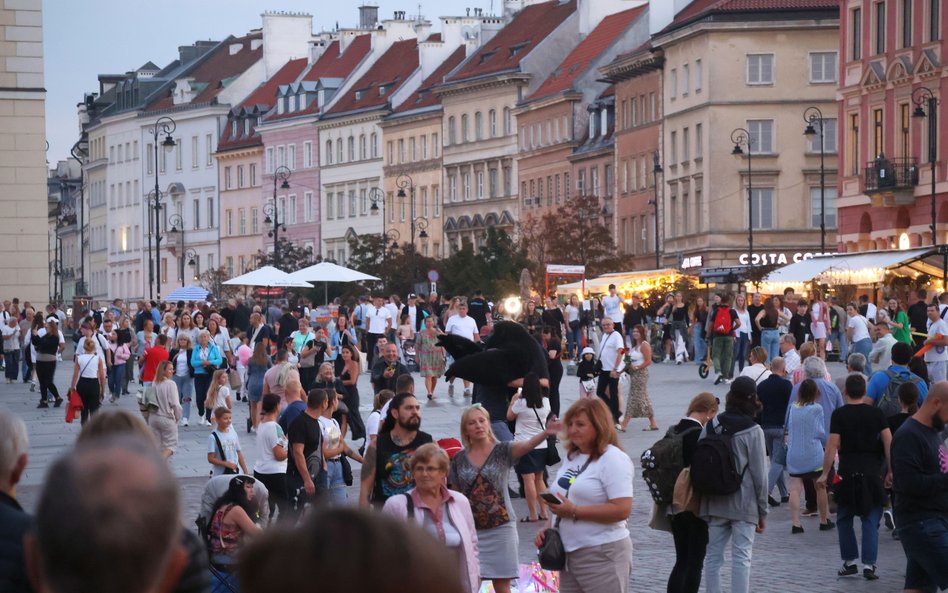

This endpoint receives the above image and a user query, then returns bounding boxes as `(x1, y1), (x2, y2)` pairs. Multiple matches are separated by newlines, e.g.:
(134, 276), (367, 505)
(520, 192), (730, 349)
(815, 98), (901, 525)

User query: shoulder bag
(533, 407), (560, 466)
(211, 432), (238, 475)
(537, 457), (593, 570)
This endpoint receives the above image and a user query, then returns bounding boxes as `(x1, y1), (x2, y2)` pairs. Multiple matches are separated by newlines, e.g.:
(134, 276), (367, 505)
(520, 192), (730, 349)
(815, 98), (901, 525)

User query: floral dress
(416, 330), (445, 378)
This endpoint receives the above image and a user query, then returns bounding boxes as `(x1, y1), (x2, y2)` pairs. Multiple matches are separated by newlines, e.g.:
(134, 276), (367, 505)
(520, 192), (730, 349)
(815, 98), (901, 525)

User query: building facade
(837, 0), (948, 253)
(651, 0), (839, 273)
(0, 0), (49, 306)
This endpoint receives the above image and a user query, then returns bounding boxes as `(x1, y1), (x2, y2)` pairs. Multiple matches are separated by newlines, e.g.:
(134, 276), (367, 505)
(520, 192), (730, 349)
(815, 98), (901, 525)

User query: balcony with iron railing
(864, 155), (919, 206)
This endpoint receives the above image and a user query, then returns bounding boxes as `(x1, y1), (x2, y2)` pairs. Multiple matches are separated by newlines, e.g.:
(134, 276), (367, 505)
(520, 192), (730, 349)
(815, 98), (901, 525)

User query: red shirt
(141, 346), (169, 382)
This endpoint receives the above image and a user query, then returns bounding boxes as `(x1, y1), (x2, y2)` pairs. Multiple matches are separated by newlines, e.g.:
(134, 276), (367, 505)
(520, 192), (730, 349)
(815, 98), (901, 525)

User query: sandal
(519, 517), (540, 523)
(644, 426), (659, 431)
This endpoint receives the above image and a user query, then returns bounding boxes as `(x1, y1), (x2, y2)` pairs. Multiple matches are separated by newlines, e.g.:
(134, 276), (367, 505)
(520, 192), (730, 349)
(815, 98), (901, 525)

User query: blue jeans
(837, 503), (882, 565)
(20, 346), (29, 381)
(566, 324), (582, 360)
(761, 329), (780, 364)
(763, 427), (788, 498)
(897, 516), (948, 592)
(4, 349), (19, 381)
(693, 325), (707, 364)
(323, 459), (347, 506)
(852, 338), (872, 375)
(173, 374), (193, 421)
(830, 328), (848, 361)
(731, 333), (750, 375)
(704, 518), (757, 593)
(108, 363), (125, 397)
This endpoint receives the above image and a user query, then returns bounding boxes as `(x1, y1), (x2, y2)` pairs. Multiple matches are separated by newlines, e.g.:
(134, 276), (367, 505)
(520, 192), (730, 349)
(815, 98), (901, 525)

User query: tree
(253, 238), (318, 272)
(440, 228), (527, 298)
(198, 266), (243, 303)
(346, 234), (438, 298)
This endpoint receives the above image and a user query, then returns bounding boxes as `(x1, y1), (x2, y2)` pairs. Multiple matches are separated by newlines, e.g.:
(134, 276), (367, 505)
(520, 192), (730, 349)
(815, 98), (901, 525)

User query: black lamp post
(803, 106), (827, 254)
(264, 165), (291, 268)
(149, 116), (176, 302)
(394, 173), (430, 286)
(168, 214), (188, 285)
(648, 151), (663, 269)
(912, 86), (946, 287)
(182, 248), (197, 282)
(731, 127), (754, 266)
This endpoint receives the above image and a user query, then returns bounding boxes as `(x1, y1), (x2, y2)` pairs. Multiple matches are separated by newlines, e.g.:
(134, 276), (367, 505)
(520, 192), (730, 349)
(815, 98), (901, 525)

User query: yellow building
(0, 0), (48, 305)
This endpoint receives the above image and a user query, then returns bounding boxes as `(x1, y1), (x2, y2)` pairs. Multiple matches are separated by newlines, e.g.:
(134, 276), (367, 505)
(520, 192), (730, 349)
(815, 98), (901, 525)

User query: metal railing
(864, 156), (919, 192)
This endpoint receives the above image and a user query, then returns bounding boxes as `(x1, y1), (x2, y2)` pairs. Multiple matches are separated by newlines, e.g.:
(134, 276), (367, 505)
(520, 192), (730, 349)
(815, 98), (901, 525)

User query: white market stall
(556, 269), (684, 297)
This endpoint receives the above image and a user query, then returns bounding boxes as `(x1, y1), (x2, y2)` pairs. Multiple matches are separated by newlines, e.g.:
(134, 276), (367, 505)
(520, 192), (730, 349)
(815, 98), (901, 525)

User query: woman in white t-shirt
(564, 294), (583, 361)
(252, 393), (288, 523)
(70, 338), (106, 425)
(365, 389), (395, 445)
(733, 295), (752, 376)
(846, 302), (874, 373)
(534, 398), (634, 593)
(739, 346), (772, 384)
(320, 389), (356, 506)
(506, 373), (552, 522)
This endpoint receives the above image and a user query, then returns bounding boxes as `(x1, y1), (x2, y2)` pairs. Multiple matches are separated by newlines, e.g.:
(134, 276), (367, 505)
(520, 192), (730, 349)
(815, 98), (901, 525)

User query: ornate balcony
(864, 156), (919, 206)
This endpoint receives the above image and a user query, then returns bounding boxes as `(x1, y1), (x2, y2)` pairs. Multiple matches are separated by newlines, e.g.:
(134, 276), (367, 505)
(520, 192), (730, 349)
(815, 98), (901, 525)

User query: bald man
(890, 381), (948, 593)
(25, 435), (187, 593)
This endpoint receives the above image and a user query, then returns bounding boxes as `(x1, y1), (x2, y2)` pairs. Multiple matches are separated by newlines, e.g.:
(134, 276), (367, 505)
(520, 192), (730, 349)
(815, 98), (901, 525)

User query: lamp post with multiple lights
(803, 106), (828, 254)
(264, 165), (291, 268)
(149, 116), (176, 302)
(730, 127), (754, 266)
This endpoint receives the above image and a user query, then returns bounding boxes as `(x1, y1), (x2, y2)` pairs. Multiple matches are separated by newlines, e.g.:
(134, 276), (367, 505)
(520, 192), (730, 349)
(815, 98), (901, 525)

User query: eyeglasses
(412, 465), (444, 474)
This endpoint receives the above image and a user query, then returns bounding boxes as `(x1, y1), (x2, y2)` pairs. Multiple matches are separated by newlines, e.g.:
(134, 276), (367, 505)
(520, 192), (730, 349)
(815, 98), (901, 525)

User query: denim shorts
(898, 516), (948, 592)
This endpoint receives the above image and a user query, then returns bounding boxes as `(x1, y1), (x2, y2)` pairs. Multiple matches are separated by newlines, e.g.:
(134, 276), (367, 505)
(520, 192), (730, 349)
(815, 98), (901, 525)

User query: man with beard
(890, 381), (948, 593)
(358, 392), (432, 508)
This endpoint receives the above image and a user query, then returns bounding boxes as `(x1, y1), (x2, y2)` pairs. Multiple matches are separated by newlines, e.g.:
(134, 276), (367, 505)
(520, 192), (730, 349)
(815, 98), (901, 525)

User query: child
(284, 337), (299, 365)
(576, 346), (598, 399)
(397, 313), (414, 345)
(205, 369), (233, 428)
(235, 333), (252, 402)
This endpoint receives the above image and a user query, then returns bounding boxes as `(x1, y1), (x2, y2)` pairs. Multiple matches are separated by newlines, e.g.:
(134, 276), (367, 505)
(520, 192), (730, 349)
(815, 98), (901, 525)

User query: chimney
(359, 4), (379, 29)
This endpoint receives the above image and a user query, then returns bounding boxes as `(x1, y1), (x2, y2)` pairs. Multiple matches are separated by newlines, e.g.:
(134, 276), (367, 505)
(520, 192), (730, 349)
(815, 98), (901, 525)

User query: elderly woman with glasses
(384, 443), (480, 593)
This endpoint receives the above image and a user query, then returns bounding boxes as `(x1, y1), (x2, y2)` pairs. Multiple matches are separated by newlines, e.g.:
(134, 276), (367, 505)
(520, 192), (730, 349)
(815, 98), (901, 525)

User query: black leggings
(35, 360), (60, 403)
(253, 471), (289, 523)
(194, 373), (212, 418)
(596, 373), (620, 423)
(77, 376), (101, 424)
(668, 511), (709, 593)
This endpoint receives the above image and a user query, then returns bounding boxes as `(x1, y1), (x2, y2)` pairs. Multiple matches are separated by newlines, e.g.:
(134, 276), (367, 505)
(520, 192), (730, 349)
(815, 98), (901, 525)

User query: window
(461, 114), (469, 142)
(900, 103), (912, 158)
(489, 168), (498, 198)
(695, 123), (703, 159)
(266, 147), (274, 173)
(747, 119), (774, 153)
(747, 54), (774, 84)
(207, 197), (214, 228)
(682, 64), (690, 95)
(191, 136), (199, 168)
(504, 108), (512, 135)
(409, 137), (416, 161)
(432, 133), (439, 157)
(810, 52), (838, 83)
(807, 118), (838, 153)
(810, 186), (838, 228)
(695, 59), (702, 92)
(175, 139), (182, 170)
(237, 165), (244, 188)
(387, 192), (394, 223)
(399, 195), (406, 221)
(371, 133), (379, 158)
(462, 172), (471, 200)
(133, 140), (138, 160)
(555, 174), (561, 204)
(192, 199), (200, 230)
(449, 175), (457, 202)
(929, 0), (940, 41)
(359, 135), (367, 160)
(326, 192), (334, 219)
(288, 195), (297, 224)
(348, 191), (356, 218)
(504, 165), (511, 195)
(650, 92), (656, 121)
(475, 112), (483, 140)
(670, 131), (678, 164)
(420, 187), (428, 217)
(590, 167), (600, 196)
(303, 142), (313, 168)
(577, 168), (586, 194)
(420, 135), (428, 159)
(336, 139), (343, 163)
(224, 166), (232, 190)
(117, 144), (122, 162)
(875, 1), (886, 54)
(670, 68), (677, 97)
(852, 8), (863, 60)
(206, 134), (213, 166)
(325, 141), (333, 165)
(348, 137), (355, 161)
(337, 193), (345, 219)
(433, 186), (440, 217)
(360, 188), (367, 215)
(751, 188), (774, 229)
(251, 208), (258, 234)
(250, 164), (256, 186)
(564, 172), (570, 199)
(631, 98), (638, 126)
(146, 143), (154, 174)
(873, 108), (884, 156)
(239, 208), (246, 235)
(225, 210), (233, 236)
(695, 189), (703, 232)
(683, 127), (690, 162)
(476, 171), (484, 198)
(489, 110), (497, 137)
(286, 145), (295, 170)
(398, 139), (405, 163)
(849, 113), (860, 175)
(604, 165), (613, 197)
(902, 0), (913, 47)
(448, 116), (456, 144)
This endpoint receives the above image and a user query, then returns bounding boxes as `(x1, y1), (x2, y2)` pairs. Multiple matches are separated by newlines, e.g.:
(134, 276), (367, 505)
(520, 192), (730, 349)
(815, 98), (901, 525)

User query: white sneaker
(250, 426), (256, 434)
(181, 418), (189, 427)
(463, 389), (472, 398)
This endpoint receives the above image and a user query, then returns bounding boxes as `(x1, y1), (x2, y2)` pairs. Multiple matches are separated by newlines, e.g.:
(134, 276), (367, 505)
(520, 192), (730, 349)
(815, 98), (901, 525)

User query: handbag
(340, 454), (354, 486)
(672, 466), (700, 516)
(533, 408), (560, 466)
(537, 457), (592, 571)
(64, 388), (83, 423)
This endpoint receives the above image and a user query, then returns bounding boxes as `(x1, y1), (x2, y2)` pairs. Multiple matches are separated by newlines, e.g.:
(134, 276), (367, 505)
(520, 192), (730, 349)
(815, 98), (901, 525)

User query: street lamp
(395, 173), (430, 286)
(149, 116), (176, 302)
(167, 214), (189, 285)
(803, 106), (827, 254)
(265, 165), (291, 268)
(731, 127), (754, 266)
(648, 151), (663, 269)
(182, 248), (198, 282)
(912, 85), (946, 287)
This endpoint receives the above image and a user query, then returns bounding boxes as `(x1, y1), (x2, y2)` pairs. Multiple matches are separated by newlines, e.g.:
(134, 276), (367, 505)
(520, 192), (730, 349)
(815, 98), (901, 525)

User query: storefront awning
(763, 248), (940, 290)
(556, 269), (681, 295)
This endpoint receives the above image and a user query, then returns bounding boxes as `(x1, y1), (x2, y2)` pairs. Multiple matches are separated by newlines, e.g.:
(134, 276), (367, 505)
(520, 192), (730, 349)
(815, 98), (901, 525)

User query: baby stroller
(401, 338), (419, 372)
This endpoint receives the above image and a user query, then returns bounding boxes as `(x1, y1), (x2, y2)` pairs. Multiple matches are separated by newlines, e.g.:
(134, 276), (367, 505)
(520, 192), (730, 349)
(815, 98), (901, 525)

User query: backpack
(712, 306), (733, 336)
(879, 369), (922, 418)
(829, 306), (839, 330)
(640, 425), (702, 505)
(690, 416), (746, 496)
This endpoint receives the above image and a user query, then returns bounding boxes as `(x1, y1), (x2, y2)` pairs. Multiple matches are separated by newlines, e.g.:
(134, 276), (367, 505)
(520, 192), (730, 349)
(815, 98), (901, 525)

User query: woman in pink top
(108, 330), (131, 403)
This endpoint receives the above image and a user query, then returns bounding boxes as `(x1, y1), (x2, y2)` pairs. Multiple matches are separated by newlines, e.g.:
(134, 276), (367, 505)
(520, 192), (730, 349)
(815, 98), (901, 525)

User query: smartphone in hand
(540, 492), (561, 505)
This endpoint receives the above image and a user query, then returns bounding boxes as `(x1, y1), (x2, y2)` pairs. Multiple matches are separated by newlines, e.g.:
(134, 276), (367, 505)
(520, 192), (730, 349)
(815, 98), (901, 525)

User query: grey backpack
(879, 370), (921, 418)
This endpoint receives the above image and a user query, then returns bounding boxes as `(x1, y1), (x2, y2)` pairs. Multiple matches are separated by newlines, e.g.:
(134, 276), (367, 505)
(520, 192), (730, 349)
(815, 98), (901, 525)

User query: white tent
(223, 266), (314, 288)
(288, 261), (380, 304)
(761, 248), (942, 292)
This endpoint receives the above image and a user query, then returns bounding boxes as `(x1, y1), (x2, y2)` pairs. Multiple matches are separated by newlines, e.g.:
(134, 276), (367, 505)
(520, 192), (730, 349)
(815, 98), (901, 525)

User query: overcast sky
(43, 0), (493, 165)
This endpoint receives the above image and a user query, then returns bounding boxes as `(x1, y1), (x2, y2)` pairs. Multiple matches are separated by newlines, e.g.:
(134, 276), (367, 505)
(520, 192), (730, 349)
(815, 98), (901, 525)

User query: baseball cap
(408, 293), (417, 299)
(728, 376), (757, 399)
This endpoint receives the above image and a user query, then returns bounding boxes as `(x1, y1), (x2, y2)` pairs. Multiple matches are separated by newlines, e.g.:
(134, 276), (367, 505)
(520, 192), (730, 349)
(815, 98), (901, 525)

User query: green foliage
(198, 266), (243, 302)
(439, 227), (528, 297)
(253, 238), (318, 272)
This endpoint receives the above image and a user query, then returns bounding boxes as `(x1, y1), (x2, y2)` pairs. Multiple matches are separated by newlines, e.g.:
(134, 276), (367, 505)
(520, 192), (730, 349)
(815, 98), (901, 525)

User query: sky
(43, 0), (493, 165)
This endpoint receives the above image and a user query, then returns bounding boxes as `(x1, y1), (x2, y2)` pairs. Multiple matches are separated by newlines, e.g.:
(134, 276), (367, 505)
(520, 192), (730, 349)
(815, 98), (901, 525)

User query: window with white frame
(751, 188), (774, 229)
(303, 142), (313, 168)
(336, 193), (344, 218)
(682, 64), (690, 95)
(325, 140), (333, 164)
(810, 186), (838, 228)
(250, 164), (256, 186)
(191, 136), (199, 168)
(449, 175), (458, 202)
(348, 137), (355, 161)
(288, 144), (296, 170)
(421, 187), (428, 217)
(348, 191), (357, 218)
(226, 210), (233, 236)
(305, 192), (313, 222)
(224, 166), (232, 190)
(670, 68), (677, 97)
(239, 208), (246, 235)
(207, 197), (214, 228)
(809, 52), (838, 84)
(277, 146), (285, 169)
(360, 188), (367, 215)
(371, 133), (378, 158)
(747, 54), (774, 85)
(326, 192), (334, 219)
(476, 171), (484, 198)
(193, 199), (200, 230)
(695, 59), (702, 92)
(266, 147), (274, 173)
(206, 134), (213, 166)
(747, 119), (774, 154)
(251, 208), (258, 234)
(433, 186), (441, 217)
(289, 195), (297, 224)
(807, 118), (838, 153)
(237, 165), (244, 188)
(421, 135), (428, 160)
(175, 139), (182, 170)
(489, 110), (497, 137)
(462, 173), (471, 200)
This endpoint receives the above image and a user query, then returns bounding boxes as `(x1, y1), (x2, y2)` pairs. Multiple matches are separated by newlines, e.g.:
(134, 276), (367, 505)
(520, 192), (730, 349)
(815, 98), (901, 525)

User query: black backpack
(690, 416), (746, 496)
(879, 369), (922, 418)
(640, 425), (702, 505)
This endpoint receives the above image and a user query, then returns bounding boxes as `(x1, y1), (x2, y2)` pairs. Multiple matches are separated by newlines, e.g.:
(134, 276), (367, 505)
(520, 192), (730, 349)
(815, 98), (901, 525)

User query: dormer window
(289, 94), (297, 112)
(244, 118), (251, 136)
(479, 50), (497, 64)
(277, 97), (285, 115)
(232, 120), (238, 138)
(355, 90), (364, 101)
(379, 85), (387, 96)
(509, 42), (528, 58)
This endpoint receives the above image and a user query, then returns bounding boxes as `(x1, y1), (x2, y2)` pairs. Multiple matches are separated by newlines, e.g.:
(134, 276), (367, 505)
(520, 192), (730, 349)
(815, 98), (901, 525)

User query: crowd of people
(0, 284), (946, 593)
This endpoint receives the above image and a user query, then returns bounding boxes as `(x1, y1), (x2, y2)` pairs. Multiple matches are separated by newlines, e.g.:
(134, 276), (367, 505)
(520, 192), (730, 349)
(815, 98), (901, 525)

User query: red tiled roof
(302, 34), (372, 81)
(447, 0), (577, 83)
(665, 0), (839, 33)
(394, 46), (467, 114)
(325, 38), (419, 116)
(528, 6), (644, 102)
(145, 33), (263, 113)
(218, 58), (309, 151)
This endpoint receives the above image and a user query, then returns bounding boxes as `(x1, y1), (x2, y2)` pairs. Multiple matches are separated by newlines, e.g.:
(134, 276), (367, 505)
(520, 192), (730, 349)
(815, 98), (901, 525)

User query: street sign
(427, 269), (439, 282)
(546, 264), (586, 275)
(430, 282), (437, 294)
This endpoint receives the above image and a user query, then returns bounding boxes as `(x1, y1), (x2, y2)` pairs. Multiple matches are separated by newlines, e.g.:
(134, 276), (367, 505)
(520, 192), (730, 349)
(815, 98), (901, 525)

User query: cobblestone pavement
(6, 357), (908, 592)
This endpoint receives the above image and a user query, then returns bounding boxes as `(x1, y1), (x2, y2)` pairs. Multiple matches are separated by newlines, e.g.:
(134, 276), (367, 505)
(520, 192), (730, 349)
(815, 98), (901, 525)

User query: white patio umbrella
(223, 266), (313, 309)
(288, 261), (381, 304)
